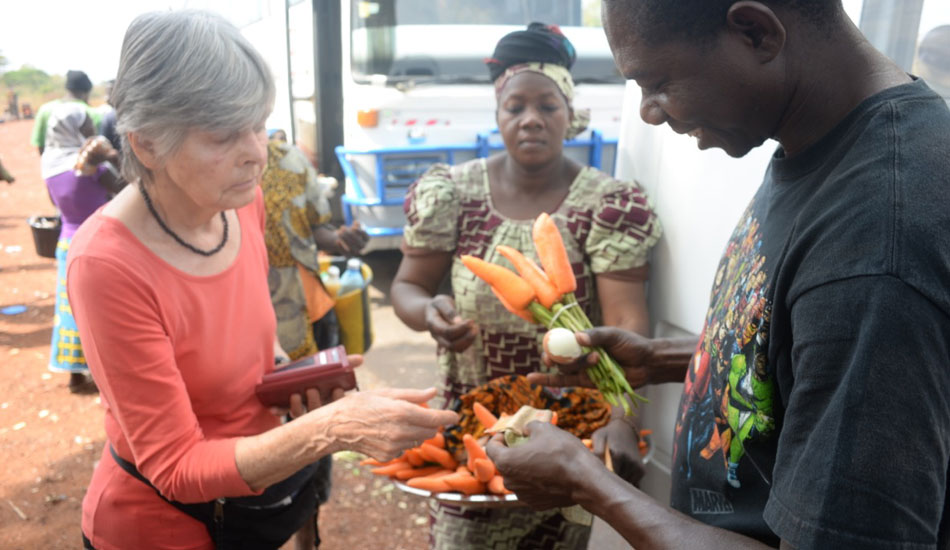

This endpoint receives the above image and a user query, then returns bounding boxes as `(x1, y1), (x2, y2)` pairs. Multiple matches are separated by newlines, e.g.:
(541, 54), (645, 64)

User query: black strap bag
(110, 445), (319, 549)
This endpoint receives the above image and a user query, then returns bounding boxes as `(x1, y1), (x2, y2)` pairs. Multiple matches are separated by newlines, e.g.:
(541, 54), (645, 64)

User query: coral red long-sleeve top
(68, 189), (279, 549)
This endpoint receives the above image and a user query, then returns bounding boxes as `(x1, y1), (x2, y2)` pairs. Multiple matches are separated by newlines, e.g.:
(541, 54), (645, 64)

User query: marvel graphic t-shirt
(669, 184), (787, 546)
(669, 79), (950, 548)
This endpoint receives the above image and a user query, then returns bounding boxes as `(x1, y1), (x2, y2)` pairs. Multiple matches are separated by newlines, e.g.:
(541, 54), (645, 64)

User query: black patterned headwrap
(485, 22), (577, 82)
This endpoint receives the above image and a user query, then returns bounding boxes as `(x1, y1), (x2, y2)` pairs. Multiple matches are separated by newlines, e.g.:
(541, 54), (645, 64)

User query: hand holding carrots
(485, 421), (602, 510)
(425, 295), (477, 352)
(590, 414), (646, 487)
(316, 387), (458, 461)
(530, 327), (654, 392)
(461, 213), (647, 413)
(363, 413), (513, 498)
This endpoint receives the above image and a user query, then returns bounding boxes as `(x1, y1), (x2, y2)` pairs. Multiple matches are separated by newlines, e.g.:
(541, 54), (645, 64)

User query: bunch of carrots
(361, 402), (517, 496)
(363, 402), (653, 497)
(460, 212), (646, 414)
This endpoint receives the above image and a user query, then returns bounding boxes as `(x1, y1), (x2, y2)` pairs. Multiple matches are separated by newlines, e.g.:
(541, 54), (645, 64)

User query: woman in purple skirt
(40, 100), (123, 392)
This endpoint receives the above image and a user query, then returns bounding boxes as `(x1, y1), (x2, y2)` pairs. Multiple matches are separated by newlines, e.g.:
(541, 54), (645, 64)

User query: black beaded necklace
(138, 184), (229, 257)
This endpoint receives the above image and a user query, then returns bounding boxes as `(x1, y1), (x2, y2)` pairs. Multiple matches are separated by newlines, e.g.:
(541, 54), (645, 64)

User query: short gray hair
(112, 10), (275, 185)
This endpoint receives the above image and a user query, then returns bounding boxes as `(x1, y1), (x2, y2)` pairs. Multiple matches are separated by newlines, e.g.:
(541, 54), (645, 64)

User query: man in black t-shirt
(485, 1), (950, 549)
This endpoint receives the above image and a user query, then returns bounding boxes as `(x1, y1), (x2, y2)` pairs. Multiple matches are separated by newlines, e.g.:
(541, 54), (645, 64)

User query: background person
(39, 99), (121, 393)
(68, 11), (457, 549)
(391, 22), (661, 550)
(260, 130), (369, 549)
(98, 80), (121, 152)
(486, 1), (950, 548)
(913, 24), (950, 101)
(0, 155), (13, 183)
(30, 70), (101, 156)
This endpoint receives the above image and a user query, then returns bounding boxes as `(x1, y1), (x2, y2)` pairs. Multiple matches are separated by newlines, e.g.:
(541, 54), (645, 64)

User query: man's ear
(127, 132), (160, 170)
(726, 1), (786, 63)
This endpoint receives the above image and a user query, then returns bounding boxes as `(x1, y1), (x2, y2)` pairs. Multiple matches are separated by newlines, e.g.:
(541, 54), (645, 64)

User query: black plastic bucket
(28, 216), (61, 259)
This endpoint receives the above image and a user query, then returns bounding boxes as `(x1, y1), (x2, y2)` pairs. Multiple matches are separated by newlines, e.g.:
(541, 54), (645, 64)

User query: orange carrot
(472, 401), (498, 429)
(419, 442), (459, 470)
(407, 476), (452, 493)
(405, 448), (425, 467)
(488, 475), (512, 495)
(359, 455), (404, 467)
(460, 255), (536, 310)
(426, 469), (456, 478)
(550, 411), (558, 426)
(463, 434), (489, 462)
(369, 461), (412, 477)
(395, 465), (446, 480)
(472, 457), (496, 483)
(532, 213), (576, 294)
(423, 432), (445, 449)
(491, 287), (536, 323)
(581, 438), (594, 450)
(639, 429), (653, 437)
(443, 472), (487, 495)
(463, 433), (492, 475)
(496, 245), (561, 309)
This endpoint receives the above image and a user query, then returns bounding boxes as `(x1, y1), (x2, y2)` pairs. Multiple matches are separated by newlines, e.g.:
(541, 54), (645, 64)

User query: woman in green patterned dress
(391, 23), (662, 550)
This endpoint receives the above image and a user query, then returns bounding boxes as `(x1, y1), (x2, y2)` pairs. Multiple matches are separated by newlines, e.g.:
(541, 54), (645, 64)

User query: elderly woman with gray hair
(68, 10), (457, 550)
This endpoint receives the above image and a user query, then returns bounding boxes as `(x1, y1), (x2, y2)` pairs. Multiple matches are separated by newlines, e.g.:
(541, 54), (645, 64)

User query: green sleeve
(86, 106), (103, 132)
(30, 103), (52, 148)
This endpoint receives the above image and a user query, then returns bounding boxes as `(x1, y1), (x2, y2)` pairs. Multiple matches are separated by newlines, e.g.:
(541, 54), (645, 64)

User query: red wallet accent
(255, 346), (358, 407)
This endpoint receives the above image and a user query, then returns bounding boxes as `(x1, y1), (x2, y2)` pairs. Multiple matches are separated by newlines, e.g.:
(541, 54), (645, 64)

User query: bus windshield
(350, 0), (622, 85)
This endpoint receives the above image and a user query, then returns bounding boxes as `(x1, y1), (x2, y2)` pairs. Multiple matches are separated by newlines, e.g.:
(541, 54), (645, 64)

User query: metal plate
(391, 435), (652, 508)
(392, 479), (524, 509)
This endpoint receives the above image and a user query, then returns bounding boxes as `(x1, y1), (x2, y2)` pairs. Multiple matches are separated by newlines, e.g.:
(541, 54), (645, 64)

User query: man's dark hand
(485, 421), (605, 510)
(591, 412), (645, 488)
(530, 327), (654, 389)
(425, 295), (477, 352)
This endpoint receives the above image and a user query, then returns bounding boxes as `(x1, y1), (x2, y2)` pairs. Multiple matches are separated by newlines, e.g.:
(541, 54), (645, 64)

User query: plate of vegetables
(361, 397), (653, 509)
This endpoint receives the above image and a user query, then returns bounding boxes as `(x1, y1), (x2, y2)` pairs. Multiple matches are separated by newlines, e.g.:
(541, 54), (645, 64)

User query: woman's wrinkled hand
(530, 327), (653, 389)
(425, 295), (477, 352)
(323, 387), (459, 461)
(485, 421), (604, 510)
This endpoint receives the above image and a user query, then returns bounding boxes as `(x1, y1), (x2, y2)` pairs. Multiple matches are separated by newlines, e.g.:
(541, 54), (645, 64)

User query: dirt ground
(0, 118), (436, 549)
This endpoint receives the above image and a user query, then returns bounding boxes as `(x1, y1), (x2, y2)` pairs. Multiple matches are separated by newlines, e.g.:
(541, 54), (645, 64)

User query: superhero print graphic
(674, 205), (777, 489)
